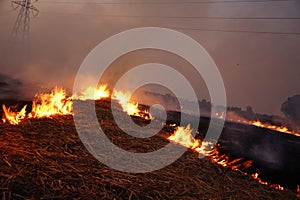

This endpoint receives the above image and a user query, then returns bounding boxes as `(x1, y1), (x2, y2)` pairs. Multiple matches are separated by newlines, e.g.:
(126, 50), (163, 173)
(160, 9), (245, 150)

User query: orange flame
(2, 87), (73, 125)
(168, 124), (200, 150)
(2, 104), (27, 125)
(1, 85), (154, 125)
(251, 173), (284, 191)
(167, 124), (213, 155)
(28, 87), (73, 118)
(72, 84), (110, 100)
(251, 120), (300, 137)
(112, 90), (141, 116)
(208, 147), (253, 170)
(166, 124), (289, 192)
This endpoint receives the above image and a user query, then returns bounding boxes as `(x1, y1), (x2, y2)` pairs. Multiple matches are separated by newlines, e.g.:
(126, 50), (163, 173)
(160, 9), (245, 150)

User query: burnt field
(0, 99), (299, 199)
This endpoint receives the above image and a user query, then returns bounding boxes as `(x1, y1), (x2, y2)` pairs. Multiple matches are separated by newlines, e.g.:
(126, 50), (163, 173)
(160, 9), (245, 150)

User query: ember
(252, 173), (284, 191)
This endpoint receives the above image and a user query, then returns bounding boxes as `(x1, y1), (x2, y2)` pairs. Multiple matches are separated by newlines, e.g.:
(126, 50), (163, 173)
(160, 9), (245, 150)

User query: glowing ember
(112, 90), (141, 117)
(251, 120), (300, 137)
(2, 104), (27, 125)
(72, 84), (110, 100)
(208, 148), (253, 170)
(251, 173), (284, 191)
(29, 87), (73, 118)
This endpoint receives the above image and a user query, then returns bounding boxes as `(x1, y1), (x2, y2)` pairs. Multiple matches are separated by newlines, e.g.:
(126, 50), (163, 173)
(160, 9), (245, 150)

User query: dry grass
(0, 100), (298, 199)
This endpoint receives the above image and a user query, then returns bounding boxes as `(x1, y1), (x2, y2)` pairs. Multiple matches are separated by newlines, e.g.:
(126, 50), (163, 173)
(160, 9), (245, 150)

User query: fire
(167, 124), (213, 155)
(0, 85), (295, 194)
(251, 120), (300, 137)
(72, 84), (110, 100)
(29, 87), (73, 118)
(112, 90), (141, 117)
(168, 124), (200, 150)
(208, 148), (253, 170)
(1, 85), (153, 125)
(227, 116), (300, 137)
(251, 173), (284, 191)
(2, 87), (73, 125)
(2, 104), (27, 125)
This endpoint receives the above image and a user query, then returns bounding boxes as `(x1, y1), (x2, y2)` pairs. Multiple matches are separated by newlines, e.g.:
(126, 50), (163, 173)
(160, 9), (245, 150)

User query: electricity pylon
(11, 0), (39, 40)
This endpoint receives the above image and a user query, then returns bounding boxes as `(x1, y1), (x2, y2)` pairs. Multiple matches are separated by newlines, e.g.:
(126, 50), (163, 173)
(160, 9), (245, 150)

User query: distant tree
(281, 95), (300, 126)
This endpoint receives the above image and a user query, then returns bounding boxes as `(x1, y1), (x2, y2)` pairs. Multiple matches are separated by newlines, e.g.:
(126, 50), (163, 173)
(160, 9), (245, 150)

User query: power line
(39, 12), (300, 36)
(40, 11), (300, 20)
(171, 26), (300, 35)
(39, 0), (296, 5)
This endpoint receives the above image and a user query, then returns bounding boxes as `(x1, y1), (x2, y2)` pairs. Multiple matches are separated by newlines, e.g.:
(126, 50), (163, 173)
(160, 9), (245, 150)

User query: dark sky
(0, 0), (300, 115)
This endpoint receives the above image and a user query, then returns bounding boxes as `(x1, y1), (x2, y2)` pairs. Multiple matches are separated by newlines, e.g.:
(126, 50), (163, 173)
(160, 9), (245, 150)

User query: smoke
(0, 1), (300, 115)
(0, 73), (40, 100)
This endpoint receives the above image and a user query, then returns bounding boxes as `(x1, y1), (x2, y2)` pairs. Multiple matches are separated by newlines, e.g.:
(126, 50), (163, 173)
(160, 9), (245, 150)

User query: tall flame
(1, 86), (152, 125)
(2, 87), (73, 125)
(29, 87), (73, 118)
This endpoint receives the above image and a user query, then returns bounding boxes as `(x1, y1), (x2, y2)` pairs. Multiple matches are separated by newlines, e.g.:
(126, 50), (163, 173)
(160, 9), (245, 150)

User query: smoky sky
(0, 0), (300, 115)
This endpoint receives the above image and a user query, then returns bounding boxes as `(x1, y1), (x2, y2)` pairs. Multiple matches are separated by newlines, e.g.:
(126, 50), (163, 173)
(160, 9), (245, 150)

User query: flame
(72, 84), (110, 100)
(168, 124), (200, 150)
(1, 85), (153, 125)
(251, 173), (284, 191)
(226, 116), (300, 137)
(167, 124), (213, 155)
(2, 104), (27, 125)
(251, 120), (300, 137)
(208, 148), (253, 170)
(166, 124), (290, 191)
(0, 84), (294, 194)
(112, 90), (141, 117)
(29, 87), (73, 118)
(2, 87), (73, 125)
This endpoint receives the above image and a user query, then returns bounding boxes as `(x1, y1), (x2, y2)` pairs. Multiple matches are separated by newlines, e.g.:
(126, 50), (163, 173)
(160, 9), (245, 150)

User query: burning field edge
(0, 99), (299, 199)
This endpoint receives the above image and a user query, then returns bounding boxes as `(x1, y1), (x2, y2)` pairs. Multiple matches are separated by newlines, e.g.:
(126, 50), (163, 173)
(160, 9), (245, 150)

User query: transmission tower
(11, 0), (39, 40)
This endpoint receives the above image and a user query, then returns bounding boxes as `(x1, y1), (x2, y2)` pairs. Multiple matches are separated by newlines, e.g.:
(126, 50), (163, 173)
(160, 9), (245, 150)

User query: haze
(0, 0), (300, 115)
